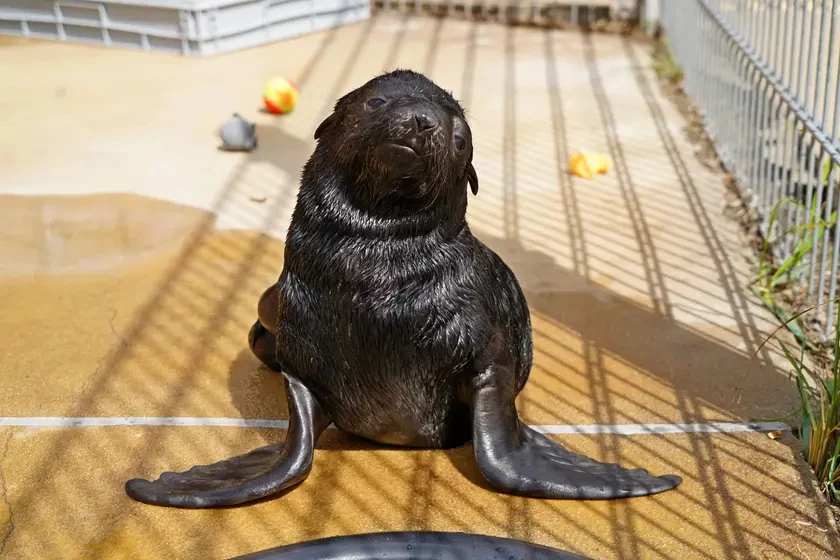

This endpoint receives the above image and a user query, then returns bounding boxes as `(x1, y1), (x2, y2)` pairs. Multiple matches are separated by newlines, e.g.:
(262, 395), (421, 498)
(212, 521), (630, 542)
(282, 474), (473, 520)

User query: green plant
(757, 297), (840, 502)
(748, 161), (840, 502)
(651, 40), (683, 83)
(821, 157), (838, 189)
(750, 195), (837, 350)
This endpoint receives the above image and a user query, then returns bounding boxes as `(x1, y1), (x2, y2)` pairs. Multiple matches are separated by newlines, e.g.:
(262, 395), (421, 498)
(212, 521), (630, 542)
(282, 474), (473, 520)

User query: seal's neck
(295, 152), (468, 240)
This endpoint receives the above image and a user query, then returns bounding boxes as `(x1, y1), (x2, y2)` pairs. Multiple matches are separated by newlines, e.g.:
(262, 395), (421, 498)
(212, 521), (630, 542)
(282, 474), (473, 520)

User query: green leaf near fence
(821, 158), (837, 187)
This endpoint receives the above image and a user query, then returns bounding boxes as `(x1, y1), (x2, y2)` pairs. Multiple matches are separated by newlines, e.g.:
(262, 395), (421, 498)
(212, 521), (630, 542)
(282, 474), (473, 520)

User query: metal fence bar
(662, 0), (840, 341)
(816, 0), (839, 329)
(823, 0), (840, 330)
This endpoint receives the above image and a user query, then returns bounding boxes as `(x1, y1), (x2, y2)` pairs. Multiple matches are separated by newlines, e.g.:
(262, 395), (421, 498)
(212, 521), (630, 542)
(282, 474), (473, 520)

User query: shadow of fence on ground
(4, 12), (839, 560)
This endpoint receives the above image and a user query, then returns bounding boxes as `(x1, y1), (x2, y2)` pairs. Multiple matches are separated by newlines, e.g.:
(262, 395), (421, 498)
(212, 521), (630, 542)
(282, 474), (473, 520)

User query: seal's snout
(392, 102), (444, 142)
(412, 110), (439, 133)
(368, 100), (449, 180)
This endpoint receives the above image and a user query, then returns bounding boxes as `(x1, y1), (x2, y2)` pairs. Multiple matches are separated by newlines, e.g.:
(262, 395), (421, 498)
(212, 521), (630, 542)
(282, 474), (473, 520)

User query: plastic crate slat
(0, 15), (187, 40)
(0, 0), (371, 56)
(206, 0), (368, 40)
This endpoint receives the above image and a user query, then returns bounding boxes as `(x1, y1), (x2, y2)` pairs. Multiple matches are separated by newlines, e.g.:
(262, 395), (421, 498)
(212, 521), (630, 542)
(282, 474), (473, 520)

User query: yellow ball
(263, 76), (299, 115)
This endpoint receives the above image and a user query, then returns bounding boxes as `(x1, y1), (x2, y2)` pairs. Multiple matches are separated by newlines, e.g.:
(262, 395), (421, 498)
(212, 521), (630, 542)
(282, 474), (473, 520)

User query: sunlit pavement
(0, 13), (837, 559)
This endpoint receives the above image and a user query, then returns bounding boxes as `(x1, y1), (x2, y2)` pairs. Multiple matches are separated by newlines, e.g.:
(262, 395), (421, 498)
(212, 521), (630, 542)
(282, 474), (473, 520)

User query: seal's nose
(412, 111), (438, 133)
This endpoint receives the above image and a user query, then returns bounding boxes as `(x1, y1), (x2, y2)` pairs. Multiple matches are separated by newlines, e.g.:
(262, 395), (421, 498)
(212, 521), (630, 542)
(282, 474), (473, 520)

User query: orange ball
(263, 77), (299, 115)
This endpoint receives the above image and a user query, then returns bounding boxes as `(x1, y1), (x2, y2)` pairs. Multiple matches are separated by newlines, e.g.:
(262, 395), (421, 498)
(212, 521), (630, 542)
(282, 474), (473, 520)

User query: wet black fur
(271, 69), (532, 448)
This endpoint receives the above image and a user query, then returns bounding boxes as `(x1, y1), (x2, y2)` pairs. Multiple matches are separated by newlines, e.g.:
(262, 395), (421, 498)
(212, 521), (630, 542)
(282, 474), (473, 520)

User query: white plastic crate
(0, 0), (371, 56)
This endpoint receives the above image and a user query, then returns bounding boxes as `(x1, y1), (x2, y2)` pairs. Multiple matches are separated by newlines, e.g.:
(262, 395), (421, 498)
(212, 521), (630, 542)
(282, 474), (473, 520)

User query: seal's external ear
(467, 162), (479, 195)
(314, 113), (337, 141)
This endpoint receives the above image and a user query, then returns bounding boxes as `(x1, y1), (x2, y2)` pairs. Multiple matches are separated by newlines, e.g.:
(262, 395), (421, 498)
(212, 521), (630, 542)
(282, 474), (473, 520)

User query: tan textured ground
(1, 12), (838, 560)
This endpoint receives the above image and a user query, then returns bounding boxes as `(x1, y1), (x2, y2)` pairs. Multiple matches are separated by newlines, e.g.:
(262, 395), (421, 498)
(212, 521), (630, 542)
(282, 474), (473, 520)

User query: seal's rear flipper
(470, 361), (682, 500)
(125, 375), (330, 508)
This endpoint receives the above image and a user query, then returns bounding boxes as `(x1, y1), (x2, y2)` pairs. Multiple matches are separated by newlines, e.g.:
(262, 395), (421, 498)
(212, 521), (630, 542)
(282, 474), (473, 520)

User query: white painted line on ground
(0, 417), (290, 429)
(0, 417), (790, 434)
(531, 422), (790, 435)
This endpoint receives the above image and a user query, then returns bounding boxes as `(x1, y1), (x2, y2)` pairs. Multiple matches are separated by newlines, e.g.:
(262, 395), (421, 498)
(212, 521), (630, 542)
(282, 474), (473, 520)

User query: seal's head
(313, 69), (479, 201)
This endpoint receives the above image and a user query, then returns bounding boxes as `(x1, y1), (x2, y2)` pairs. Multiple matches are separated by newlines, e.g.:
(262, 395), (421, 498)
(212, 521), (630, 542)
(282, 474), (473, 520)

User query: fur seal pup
(125, 69), (682, 508)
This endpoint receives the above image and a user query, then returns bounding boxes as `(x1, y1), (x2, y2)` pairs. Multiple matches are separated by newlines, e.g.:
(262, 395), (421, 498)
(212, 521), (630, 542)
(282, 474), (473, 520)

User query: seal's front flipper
(125, 375), (330, 508)
(470, 362), (681, 500)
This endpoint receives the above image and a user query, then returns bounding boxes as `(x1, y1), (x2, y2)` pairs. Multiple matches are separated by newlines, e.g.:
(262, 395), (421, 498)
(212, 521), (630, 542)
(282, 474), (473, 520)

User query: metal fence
(660, 0), (840, 338)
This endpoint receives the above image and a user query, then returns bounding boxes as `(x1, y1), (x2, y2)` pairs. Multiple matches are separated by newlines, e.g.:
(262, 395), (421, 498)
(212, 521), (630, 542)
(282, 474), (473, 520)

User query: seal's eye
(454, 135), (466, 152)
(367, 97), (387, 109)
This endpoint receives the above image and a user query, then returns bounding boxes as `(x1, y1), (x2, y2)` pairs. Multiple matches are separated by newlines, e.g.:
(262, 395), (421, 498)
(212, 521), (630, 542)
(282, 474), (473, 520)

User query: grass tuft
(760, 297), (840, 503)
(750, 195), (836, 350)
(751, 194), (840, 503)
(651, 40), (683, 84)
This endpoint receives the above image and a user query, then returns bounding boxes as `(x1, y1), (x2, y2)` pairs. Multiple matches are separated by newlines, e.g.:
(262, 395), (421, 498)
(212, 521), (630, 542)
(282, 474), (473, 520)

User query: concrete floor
(1, 12), (838, 560)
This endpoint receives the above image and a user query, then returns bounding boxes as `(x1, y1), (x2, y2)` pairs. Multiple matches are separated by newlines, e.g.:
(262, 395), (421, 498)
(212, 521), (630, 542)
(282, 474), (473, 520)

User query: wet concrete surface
(1, 12), (838, 560)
